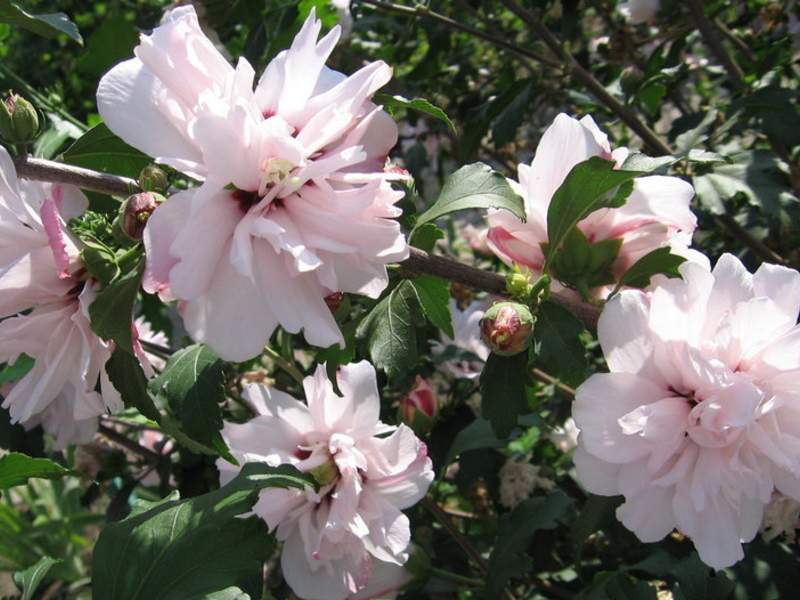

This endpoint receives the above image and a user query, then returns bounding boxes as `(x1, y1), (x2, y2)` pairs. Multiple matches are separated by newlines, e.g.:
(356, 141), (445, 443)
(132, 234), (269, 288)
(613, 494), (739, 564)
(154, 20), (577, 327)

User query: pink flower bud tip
(399, 375), (437, 433)
(480, 302), (534, 356)
(119, 192), (164, 241)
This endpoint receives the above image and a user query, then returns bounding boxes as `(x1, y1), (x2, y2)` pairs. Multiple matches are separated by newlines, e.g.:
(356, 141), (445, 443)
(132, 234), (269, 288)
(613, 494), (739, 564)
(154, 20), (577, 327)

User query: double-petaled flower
(98, 7), (408, 361)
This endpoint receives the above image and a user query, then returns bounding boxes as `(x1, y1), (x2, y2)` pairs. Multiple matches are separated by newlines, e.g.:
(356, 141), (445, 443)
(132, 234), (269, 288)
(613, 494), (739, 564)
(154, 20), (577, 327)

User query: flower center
(259, 156), (301, 196)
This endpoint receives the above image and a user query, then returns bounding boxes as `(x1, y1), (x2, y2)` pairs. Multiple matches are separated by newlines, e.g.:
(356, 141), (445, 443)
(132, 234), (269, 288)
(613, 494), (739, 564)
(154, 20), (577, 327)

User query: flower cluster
(0, 147), (134, 448)
(573, 254), (800, 568)
(487, 113), (697, 299)
(98, 6), (408, 362)
(218, 362), (433, 600)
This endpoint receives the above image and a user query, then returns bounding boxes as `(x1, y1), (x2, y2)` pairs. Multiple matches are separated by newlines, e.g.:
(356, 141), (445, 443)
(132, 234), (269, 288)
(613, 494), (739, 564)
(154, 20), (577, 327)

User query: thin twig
(98, 424), (162, 463)
(686, 0), (747, 93)
(11, 154), (139, 196)
(263, 346), (305, 385)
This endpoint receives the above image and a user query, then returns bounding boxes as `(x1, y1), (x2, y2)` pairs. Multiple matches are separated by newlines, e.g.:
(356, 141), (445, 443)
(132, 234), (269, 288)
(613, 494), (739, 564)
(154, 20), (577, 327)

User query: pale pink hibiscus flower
(97, 7), (408, 362)
(217, 361), (433, 600)
(487, 113), (697, 299)
(430, 299), (490, 380)
(0, 147), (126, 448)
(573, 254), (800, 568)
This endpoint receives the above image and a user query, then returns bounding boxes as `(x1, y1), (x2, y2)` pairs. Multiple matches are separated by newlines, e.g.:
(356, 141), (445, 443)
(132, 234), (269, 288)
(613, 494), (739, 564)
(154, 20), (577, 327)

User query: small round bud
(505, 271), (532, 298)
(119, 192), (164, 241)
(138, 165), (169, 192)
(480, 302), (534, 356)
(0, 93), (42, 145)
(398, 376), (438, 434)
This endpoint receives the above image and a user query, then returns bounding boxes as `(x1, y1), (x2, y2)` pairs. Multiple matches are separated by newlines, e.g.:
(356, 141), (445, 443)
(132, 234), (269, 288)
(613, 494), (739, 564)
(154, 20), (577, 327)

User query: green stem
(263, 345), (304, 385)
(430, 566), (484, 587)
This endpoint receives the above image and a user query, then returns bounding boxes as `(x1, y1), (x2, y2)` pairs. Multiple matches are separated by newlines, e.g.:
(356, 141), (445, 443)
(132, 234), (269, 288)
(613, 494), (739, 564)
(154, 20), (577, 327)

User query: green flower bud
(118, 192), (164, 241)
(505, 271), (532, 298)
(480, 302), (534, 356)
(138, 165), (169, 192)
(0, 93), (42, 145)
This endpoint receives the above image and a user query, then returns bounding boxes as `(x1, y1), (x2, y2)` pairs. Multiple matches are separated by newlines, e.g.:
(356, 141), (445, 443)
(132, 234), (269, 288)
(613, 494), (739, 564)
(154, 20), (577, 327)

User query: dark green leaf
(149, 344), (234, 464)
(533, 300), (587, 387)
(355, 280), (425, 379)
(638, 82), (666, 117)
(545, 227), (622, 290)
(89, 259), (144, 354)
(408, 222), (444, 252)
(571, 494), (623, 561)
(13, 556), (62, 600)
(373, 94), (455, 132)
(430, 344), (485, 365)
(0, 1), (81, 43)
(673, 553), (735, 600)
(62, 122), (151, 180)
(415, 163), (525, 229)
(673, 108), (719, 152)
(578, 571), (659, 600)
(545, 157), (638, 269)
(92, 462), (316, 600)
(411, 276), (453, 339)
(486, 493), (573, 598)
(614, 247), (686, 292)
(444, 418), (505, 466)
(621, 148), (728, 173)
(0, 453), (70, 489)
(76, 15), (138, 78)
(0, 354), (34, 385)
(106, 348), (162, 423)
(479, 351), (529, 439)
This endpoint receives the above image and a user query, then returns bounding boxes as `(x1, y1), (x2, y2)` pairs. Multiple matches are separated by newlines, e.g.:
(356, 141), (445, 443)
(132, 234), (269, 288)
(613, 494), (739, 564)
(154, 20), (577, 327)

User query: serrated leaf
(0, 1), (81, 43)
(355, 280), (424, 379)
(533, 300), (587, 387)
(674, 108), (719, 152)
(621, 148), (728, 173)
(444, 418), (506, 466)
(486, 494), (573, 598)
(62, 122), (151, 180)
(148, 344), (234, 463)
(92, 462), (316, 600)
(479, 351), (529, 439)
(12, 556), (63, 600)
(0, 354), (34, 385)
(410, 276), (453, 339)
(545, 157), (639, 270)
(415, 163), (525, 229)
(89, 259), (144, 354)
(106, 348), (162, 423)
(673, 553), (735, 599)
(373, 94), (455, 132)
(0, 453), (71, 489)
(408, 222), (444, 252)
(613, 247), (686, 293)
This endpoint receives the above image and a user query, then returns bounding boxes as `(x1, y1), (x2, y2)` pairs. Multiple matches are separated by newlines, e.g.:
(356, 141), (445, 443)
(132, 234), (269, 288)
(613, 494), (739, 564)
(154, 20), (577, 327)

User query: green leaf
(485, 493), (573, 598)
(571, 494), (623, 561)
(76, 14), (139, 78)
(673, 108), (719, 152)
(694, 149), (798, 221)
(410, 276), (453, 339)
(148, 344), (235, 464)
(621, 148), (728, 173)
(673, 553), (735, 599)
(638, 82), (666, 117)
(373, 94), (455, 132)
(544, 227), (622, 290)
(0, 1), (81, 43)
(545, 157), (639, 269)
(106, 348), (162, 423)
(0, 453), (71, 489)
(444, 418), (506, 466)
(89, 259), (144, 354)
(533, 300), (587, 387)
(479, 351), (529, 439)
(415, 163), (525, 229)
(0, 354), (34, 385)
(62, 122), (151, 180)
(613, 247), (686, 293)
(13, 556), (63, 600)
(355, 280), (425, 379)
(92, 462), (316, 600)
(408, 222), (444, 252)
(204, 588), (252, 600)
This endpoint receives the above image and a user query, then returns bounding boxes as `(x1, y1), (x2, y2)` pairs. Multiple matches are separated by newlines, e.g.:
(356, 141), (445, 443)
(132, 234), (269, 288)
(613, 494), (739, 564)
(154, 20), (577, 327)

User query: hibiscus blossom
(573, 254), (800, 568)
(97, 7), (408, 362)
(0, 146), (126, 448)
(217, 361), (433, 600)
(430, 299), (489, 380)
(487, 113), (697, 299)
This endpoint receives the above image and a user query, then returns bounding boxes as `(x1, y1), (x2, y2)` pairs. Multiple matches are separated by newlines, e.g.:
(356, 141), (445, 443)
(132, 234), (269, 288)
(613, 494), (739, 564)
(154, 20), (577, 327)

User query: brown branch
(686, 0), (747, 93)
(11, 155), (140, 197)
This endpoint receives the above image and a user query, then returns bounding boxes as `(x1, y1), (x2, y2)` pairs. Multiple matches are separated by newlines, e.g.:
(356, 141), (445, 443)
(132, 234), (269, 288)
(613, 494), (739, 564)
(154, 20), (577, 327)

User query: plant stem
(12, 154), (139, 196)
(430, 566), (485, 587)
(98, 424), (162, 463)
(685, 0), (747, 93)
(263, 345), (304, 385)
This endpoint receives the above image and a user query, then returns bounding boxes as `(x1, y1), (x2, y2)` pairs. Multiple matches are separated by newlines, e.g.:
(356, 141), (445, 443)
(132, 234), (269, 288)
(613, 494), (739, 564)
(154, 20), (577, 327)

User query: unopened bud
(119, 192), (164, 241)
(480, 302), (534, 356)
(138, 165), (169, 192)
(620, 65), (644, 97)
(0, 93), (42, 145)
(399, 375), (438, 434)
(505, 270), (532, 298)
